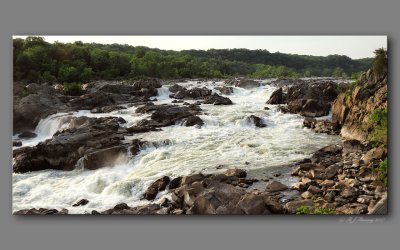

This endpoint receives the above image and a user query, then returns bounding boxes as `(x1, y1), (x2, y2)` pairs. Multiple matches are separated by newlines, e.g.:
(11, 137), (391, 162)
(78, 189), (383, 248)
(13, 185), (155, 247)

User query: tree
(373, 48), (388, 76)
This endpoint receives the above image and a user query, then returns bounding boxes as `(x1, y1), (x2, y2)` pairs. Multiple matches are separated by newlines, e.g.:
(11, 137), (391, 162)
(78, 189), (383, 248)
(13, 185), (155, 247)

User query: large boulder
(13, 117), (128, 173)
(267, 88), (284, 104)
(204, 94), (233, 105)
(215, 86), (234, 95)
(235, 79), (260, 89)
(144, 176), (171, 200)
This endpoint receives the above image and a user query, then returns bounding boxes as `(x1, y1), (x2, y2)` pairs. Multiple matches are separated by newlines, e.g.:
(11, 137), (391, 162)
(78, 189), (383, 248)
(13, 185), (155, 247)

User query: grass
(296, 203), (336, 215)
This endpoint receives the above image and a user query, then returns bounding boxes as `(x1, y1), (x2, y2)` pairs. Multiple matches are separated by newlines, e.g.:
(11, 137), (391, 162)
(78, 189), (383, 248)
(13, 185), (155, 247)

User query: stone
(307, 185), (323, 194)
(224, 168), (247, 178)
(265, 181), (288, 192)
(13, 141), (22, 147)
(237, 193), (270, 214)
(301, 191), (314, 199)
(340, 187), (358, 198)
(246, 115), (266, 127)
(18, 131), (37, 139)
(267, 88), (284, 104)
(114, 203), (130, 210)
(361, 147), (386, 165)
(72, 199), (89, 207)
(336, 203), (368, 214)
(144, 176), (171, 200)
(169, 176), (183, 189)
(284, 199), (314, 214)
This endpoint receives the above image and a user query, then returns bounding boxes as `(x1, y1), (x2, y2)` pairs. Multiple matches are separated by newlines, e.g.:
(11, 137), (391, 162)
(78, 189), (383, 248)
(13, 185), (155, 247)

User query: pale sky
(14, 35), (387, 59)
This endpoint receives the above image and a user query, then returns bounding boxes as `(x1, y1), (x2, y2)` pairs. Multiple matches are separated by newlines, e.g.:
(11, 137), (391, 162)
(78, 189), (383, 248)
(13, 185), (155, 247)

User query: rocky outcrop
(235, 79), (260, 89)
(129, 103), (203, 131)
(215, 86), (234, 95)
(303, 117), (340, 135)
(13, 117), (133, 173)
(332, 69), (388, 142)
(203, 94), (233, 105)
(266, 80), (338, 118)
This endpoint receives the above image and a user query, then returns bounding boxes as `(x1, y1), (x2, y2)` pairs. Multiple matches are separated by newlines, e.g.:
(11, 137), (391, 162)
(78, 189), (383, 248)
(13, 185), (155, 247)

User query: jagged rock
(235, 79), (260, 89)
(168, 84), (186, 93)
(169, 176), (183, 189)
(144, 176), (171, 200)
(13, 141), (22, 147)
(180, 115), (204, 127)
(82, 145), (128, 170)
(246, 115), (266, 127)
(204, 94), (233, 105)
(267, 88), (283, 104)
(72, 199), (89, 207)
(307, 185), (323, 194)
(361, 147), (386, 165)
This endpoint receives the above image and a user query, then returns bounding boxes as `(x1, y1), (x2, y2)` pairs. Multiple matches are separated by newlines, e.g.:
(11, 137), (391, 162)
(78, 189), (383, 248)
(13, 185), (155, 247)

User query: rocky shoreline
(13, 69), (388, 215)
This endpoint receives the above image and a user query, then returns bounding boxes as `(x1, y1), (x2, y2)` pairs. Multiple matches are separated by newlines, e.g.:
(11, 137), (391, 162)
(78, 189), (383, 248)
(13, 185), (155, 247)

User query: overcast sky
(14, 35), (386, 59)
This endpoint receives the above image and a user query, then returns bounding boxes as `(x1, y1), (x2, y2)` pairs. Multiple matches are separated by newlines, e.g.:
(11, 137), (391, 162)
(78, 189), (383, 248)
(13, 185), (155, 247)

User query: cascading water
(12, 80), (341, 213)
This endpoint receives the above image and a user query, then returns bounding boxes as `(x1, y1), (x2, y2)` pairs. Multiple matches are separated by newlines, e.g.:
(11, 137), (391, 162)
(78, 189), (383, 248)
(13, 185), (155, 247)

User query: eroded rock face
(203, 94), (233, 105)
(215, 86), (234, 95)
(266, 88), (284, 104)
(144, 176), (171, 200)
(332, 69), (387, 142)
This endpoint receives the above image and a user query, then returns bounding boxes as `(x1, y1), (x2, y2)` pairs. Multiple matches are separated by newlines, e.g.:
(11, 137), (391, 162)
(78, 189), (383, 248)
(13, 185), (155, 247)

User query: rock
(191, 194), (217, 214)
(204, 94), (233, 105)
(336, 203), (368, 214)
(168, 84), (186, 93)
(169, 176), (183, 189)
(181, 173), (205, 186)
(340, 187), (358, 198)
(18, 131), (37, 139)
(114, 203), (130, 210)
(13, 93), (64, 133)
(361, 147), (386, 165)
(301, 191), (314, 199)
(262, 196), (285, 214)
(13, 117), (126, 173)
(324, 191), (336, 202)
(246, 115), (266, 127)
(224, 168), (247, 178)
(324, 164), (340, 180)
(144, 176), (171, 200)
(235, 79), (260, 89)
(215, 86), (234, 95)
(307, 185), (323, 194)
(265, 181), (288, 192)
(69, 91), (116, 110)
(343, 139), (364, 153)
(82, 145), (128, 170)
(72, 199), (89, 207)
(13, 141), (22, 147)
(284, 199), (314, 214)
(267, 88), (283, 104)
(237, 193), (270, 214)
(320, 180), (335, 188)
(180, 115), (204, 127)
(298, 163), (314, 171)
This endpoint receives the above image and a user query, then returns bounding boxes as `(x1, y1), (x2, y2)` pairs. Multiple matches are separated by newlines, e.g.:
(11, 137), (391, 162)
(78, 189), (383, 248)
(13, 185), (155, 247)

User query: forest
(13, 36), (373, 83)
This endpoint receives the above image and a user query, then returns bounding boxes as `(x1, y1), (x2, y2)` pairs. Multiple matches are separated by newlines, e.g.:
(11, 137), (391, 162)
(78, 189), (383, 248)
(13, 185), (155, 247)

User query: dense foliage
(13, 36), (373, 83)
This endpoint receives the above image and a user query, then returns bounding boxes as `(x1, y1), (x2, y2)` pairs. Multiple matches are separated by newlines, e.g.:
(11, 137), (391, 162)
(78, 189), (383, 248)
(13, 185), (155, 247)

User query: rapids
(12, 80), (341, 213)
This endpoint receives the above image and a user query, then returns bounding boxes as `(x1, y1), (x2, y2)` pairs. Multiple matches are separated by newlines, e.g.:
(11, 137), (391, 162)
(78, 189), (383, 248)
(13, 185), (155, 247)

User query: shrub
(296, 205), (311, 215)
(63, 83), (83, 96)
(373, 48), (388, 76)
(336, 81), (355, 97)
(373, 158), (388, 187)
(296, 203), (336, 215)
(368, 108), (388, 147)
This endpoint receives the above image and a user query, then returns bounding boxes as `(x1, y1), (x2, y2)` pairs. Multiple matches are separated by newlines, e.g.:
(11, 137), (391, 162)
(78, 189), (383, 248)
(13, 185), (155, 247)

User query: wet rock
(72, 199), (89, 207)
(265, 181), (288, 192)
(246, 115), (266, 127)
(204, 94), (233, 105)
(181, 173), (206, 186)
(114, 203), (130, 210)
(307, 185), (323, 194)
(90, 105), (125, 113)
(235, 79), (260, 89)
(301, 191), (314, 199)
(180, 115), (204, 127)
(13, 141), (22, 147)
(215, 86), (234, 95)
(267, 88), (283, 104)
(144, 176), (171, 200)
(361, 147), (386, 165)
(13, 117), (125, 173)
(18, 131), (37, 139)
(82, 145), (128, 170)
(169, 176), (183, 189)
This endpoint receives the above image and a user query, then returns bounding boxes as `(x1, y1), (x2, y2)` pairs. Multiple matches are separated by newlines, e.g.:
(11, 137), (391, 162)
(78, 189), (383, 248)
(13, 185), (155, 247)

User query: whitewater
(12, 80), (341, 213)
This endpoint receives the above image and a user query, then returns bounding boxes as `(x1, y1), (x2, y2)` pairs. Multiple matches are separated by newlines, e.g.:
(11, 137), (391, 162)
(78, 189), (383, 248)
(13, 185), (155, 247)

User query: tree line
(13, 36), (373, 83)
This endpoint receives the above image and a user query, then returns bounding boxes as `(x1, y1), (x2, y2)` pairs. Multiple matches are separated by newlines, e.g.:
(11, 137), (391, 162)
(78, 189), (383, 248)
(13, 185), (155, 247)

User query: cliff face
(332, 68), (387, 142)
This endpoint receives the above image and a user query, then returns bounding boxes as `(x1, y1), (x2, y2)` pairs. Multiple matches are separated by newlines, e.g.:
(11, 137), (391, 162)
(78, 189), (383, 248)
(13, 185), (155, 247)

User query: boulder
(215, 86), (234, 95)
(235, 79), (260, 89)
(13, 141), (22, 147)
(204, 94), (233, 105)
(168, 84), (186, 93)
(82, 145), (128, 170)
(144, 176), (171, 200)
(284, 199), (314, 214)
(246, 115), (266, 127)
(267, 88), (283, 104)
(18, 131), (37, 139)
(336, 203), (368, 214)
(180, 115), (204, 127)
(224, 168), (247, 178)
(72, 199), (89, 207)
(265, 181), (288, 192)
(237, 193), (270, 214)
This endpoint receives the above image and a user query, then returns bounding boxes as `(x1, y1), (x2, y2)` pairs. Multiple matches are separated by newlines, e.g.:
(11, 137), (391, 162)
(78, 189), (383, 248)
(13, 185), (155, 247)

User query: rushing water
(12, 80), (341, 213)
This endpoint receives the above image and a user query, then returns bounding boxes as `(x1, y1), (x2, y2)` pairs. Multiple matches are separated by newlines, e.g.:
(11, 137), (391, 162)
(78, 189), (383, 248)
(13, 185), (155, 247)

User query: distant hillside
(13, 36), (373, 83)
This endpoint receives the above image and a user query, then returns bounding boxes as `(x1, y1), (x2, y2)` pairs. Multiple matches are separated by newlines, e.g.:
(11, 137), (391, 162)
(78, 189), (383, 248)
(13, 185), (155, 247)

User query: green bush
(296, 204), (336, 215)
(373, 158), (388, 187)
(373, 48), (388, 76)
(63, 83), (83, 96)
(336, 82), (355, 98)
(368, 108), (388, 147)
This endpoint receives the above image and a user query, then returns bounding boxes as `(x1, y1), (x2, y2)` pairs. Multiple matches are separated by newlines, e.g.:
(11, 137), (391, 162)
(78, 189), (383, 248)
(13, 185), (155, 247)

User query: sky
(14, 35), (387, 59)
